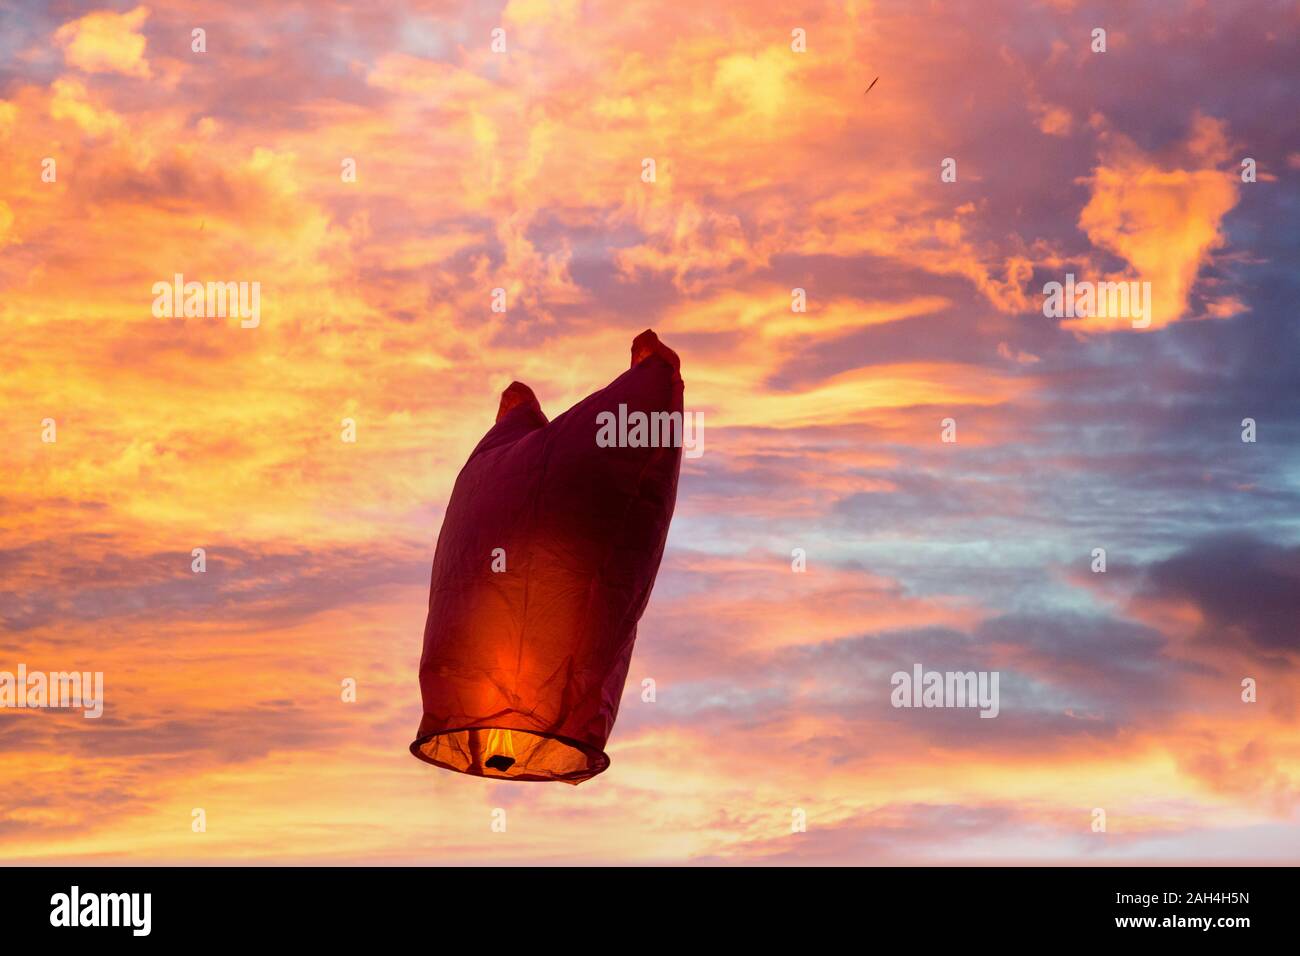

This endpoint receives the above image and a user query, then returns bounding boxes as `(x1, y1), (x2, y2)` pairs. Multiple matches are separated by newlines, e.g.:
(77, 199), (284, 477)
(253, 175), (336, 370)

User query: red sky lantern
(411, 330), (684, 783)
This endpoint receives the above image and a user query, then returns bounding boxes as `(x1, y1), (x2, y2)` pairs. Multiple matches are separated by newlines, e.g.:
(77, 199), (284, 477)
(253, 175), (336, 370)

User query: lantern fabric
(410, 329), (684, 784)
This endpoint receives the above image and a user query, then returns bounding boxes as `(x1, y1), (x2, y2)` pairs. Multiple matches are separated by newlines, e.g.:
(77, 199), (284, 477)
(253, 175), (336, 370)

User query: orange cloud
(53, 5), (153, 78)
(48, 77), (125, 138)
(1070, 115), (1240, 332)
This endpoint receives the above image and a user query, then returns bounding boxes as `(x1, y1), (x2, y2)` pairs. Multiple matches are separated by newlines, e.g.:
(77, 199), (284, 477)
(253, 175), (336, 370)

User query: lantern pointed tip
(496, 381), (546, 424)
(631, 328), (681, 376)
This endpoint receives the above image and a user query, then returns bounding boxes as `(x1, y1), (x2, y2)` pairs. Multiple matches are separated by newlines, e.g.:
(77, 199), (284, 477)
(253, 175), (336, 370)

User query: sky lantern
(411, 330), (684, 783)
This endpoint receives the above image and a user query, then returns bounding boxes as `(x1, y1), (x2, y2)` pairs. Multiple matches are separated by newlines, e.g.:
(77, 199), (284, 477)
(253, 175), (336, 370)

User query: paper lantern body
(410, 330), (683, 783)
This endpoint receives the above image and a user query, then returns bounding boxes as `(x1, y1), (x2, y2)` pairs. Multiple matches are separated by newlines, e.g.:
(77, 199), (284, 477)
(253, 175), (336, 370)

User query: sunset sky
(2, 0), (1299, 864)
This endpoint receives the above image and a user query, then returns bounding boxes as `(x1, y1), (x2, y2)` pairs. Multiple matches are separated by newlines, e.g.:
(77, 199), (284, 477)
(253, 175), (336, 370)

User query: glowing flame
(483, 729), (516, 772)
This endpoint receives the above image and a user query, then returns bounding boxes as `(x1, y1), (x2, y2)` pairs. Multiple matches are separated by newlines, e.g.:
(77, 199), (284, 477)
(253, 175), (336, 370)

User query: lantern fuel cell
(410, 330), (684, 783)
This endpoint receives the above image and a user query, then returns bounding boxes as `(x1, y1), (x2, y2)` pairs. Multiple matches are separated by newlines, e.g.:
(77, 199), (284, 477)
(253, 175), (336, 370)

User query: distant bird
(865, 76), (879, 94)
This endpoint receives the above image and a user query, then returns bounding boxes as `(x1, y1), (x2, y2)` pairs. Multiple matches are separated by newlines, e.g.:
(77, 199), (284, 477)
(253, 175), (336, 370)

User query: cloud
(1139, 533), (1300, 654)
(53, 5), (152, 78)
(1070, 114), (1240, 331)
(48, 77), (124, 138)
(0, 536), (429, 634)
